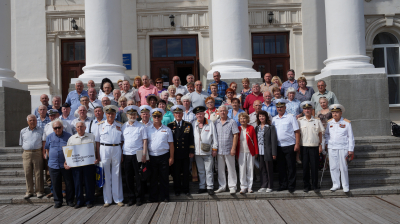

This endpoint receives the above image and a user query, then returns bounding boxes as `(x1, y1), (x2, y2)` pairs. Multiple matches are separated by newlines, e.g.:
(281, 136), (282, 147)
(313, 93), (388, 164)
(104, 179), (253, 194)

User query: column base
(76, 63), (130, 83)
(321, 55), (374, 72)
(0, 86), (31, 147)
(207, 59), (261, 79)
(314, 69), (391, 137)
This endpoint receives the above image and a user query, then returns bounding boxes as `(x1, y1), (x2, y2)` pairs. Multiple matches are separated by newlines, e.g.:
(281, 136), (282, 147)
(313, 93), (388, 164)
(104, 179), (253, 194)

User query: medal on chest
(339, 124), (346, 128)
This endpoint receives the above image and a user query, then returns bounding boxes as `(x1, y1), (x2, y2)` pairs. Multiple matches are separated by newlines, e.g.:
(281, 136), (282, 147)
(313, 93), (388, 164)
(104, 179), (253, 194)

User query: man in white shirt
(71, 105), (93, 133)
(184, 74), (194, 90)
(173, 76), (188, 95)
(181, 95), (195, 123)
(88, 88), (101, 109)
(139, 105), (153, 127)
(121, 80), (140, 104)
(325, 104), (354, 193)
(297, 101), (324, 193)
(272, 99), (300, 193)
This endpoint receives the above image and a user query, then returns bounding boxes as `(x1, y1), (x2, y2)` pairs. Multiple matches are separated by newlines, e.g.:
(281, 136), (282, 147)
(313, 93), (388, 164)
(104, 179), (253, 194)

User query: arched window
(373, 32), (400, 105)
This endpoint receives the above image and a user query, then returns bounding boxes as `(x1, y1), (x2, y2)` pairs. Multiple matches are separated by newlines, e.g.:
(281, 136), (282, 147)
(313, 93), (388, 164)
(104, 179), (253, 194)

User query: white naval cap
(103, 105), (119, 114)
(139, 105), (152, 113)
(47, 109), (59, 116)
(329, 104), (345, 113)
(300, 101), (314, 109)
(273, 99), (289, 107)
(150, 108), (165, 116)
(170, 105), (185, 113)
(123, 105), (141, 115)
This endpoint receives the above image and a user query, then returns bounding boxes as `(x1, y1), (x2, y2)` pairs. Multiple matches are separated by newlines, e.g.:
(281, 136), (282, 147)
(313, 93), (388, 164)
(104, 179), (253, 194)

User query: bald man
(34, 94), (53, 117)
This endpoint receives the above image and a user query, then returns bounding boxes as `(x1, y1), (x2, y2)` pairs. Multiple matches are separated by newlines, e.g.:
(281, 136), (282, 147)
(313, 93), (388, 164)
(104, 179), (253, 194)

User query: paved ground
(1, 195), (400, 224)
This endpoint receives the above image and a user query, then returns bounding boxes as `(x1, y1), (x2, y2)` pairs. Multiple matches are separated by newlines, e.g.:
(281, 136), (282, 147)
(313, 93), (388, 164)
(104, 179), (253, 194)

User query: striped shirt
(183, 107), (196, 123)
(37, 116), (51, 129)
(215, 118), (239, 155)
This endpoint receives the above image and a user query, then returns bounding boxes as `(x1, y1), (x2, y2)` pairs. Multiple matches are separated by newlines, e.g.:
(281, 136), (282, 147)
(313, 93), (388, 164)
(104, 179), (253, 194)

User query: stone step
(354, 143), (400, 152)
(354, 150), (400, 159)
(355, 136), (400, 144)
(349, 158), (400, 168)
(0, 153), (23, 161)
(0, 169), (25, 177)
(0, 161), (23, 169)
(0, 147), (24, 154)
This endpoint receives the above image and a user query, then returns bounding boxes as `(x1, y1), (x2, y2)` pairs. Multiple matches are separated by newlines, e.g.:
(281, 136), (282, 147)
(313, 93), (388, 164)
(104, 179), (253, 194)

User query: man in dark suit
(168, 105), (195, 196)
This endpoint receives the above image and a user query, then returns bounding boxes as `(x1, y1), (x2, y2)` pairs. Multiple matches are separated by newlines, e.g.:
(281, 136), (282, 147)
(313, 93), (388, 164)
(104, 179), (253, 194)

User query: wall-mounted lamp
(268, 11), (274, 24)
(71, 19), (79, 30)
(169, 15), (175, 27)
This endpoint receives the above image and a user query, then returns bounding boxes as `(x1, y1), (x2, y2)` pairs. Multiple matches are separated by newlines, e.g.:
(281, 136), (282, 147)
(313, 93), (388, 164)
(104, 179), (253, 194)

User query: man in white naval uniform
(325, 104), (355, 193)
(139, 105), (153, 128)
(95, 105), (124, 207)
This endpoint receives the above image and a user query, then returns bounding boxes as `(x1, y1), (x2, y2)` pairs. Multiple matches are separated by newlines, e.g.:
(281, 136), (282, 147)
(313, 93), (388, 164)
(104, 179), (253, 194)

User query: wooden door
(61, 64), (84, 102)
(253, 59), (271, 78)
(151, 61), (175, 87)
(270, 58), (289, 82)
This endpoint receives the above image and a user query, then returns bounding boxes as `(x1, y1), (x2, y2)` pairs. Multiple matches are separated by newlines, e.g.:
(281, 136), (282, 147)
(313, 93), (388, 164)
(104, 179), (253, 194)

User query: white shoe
(266, 188), (273, 193)
(214, 188), (225, 193)
(24, 193), (33, 199)
(330, 187), (339, 192)
(248, 189), (253, 193)
(343, 188), (350, 193)
(240, 189), (247, 194)
(258, 188), (267, 193)
(229, 189), (236, 195)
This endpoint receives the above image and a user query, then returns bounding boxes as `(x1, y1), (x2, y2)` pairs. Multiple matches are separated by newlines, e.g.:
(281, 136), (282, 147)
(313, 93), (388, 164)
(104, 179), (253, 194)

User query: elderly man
(261, 73), (278, 93)
(190, 80), (209, 108)
(87, 80), (96, 90)
(64, 121), (97, 209)
(214, 105), (239, 195)
(272, 99), (300, 193)
(51, 96), (62, 115)
(185, 82), (195, 96)
(207, 71), (228, 98)
(139, 105), (153, 127)
(34, 94), (52, 117)
(88, 88), (101, 109)
(172, 76), (188, 95)
(122, 105), (148, 206)
(280, 69), (298, 96)
(71, 105), (94, 133)
(121, 80), (140, 104)
(249, 100), (272, 128)
(98, 79), (114, 100)
(160, 91), (174, 111)
(95, 105), (124, 207)
(311, 80), (339, 115)
(37, 105), (51, 129)
(59, 103), (75, 124)
(45, 119), (74, 208)
(101, 97), (122, 122)
(20, 115), (45, 199)
(262, 91), (278, 118)
(181, 95), (195, 123)
(43, 109), (74, 141)
(66, 80), (89, 114)
(184, 74), (195, 90)
(168, 105), (194, 196)
(325, 104), (354, 193)
(243, 83), (264, 114)
(87, 104), (105, 134)
(298, 101), (324, 193)
(147, 108), (174, 202)
(192, 106), (218, 195)
(73, 96), (94, 119)
(111, 89), (121, 106)
(138, 75), (158, 105)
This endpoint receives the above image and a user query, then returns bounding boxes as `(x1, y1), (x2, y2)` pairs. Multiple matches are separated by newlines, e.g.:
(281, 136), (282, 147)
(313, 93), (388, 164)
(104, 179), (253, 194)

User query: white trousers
(328, 148), (349, 191)
(100, 145), (123, 204)
(238, 152), (255, 190)
(217, 154), (237, 190)
(195, 155), (214, 190)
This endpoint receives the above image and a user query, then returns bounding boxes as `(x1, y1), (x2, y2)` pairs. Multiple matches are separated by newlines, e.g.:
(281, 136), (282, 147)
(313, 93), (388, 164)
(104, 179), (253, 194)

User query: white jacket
(192, 118), (218, 155)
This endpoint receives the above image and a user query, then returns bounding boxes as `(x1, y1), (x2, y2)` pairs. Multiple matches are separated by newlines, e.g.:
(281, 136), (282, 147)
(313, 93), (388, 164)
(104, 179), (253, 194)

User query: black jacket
(167, 120), (195, 159)
(255, 124), (278, 161)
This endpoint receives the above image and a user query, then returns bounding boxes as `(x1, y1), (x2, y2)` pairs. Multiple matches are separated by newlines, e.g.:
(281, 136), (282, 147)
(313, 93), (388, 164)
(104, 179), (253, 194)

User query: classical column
(321, 0), (374, 72)
(207, 0), (259, 80)
(78, 0), (129, 82)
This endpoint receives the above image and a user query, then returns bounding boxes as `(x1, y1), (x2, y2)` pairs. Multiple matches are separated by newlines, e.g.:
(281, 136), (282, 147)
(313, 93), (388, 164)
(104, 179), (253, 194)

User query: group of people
(19, 69), (354, 209)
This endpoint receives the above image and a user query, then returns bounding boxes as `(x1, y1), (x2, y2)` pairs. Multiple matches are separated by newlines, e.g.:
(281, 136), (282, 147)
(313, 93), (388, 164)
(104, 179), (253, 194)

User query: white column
(78, 0), (129, 82)
(207, 0), (259, 79)
(321, 0), (374, 73)
(0, 0), (26, 90)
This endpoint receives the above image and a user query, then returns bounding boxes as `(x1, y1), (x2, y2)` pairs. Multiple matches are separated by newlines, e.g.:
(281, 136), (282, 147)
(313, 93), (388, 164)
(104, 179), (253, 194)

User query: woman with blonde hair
(272, 76), (283, 89)
(118, 96), (128, 111)
(132, 76), (143, 89)
(168, 85), (177, 105)
(236, 112), (258, 194)
(295, 77), (315, 102)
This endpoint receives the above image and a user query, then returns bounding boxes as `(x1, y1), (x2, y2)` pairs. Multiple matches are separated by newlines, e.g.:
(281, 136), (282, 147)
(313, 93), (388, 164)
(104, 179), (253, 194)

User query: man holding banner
(64, 121), (97, 209)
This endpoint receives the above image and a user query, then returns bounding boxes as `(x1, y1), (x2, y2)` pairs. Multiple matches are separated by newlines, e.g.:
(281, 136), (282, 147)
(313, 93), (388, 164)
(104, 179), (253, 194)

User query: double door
(253, 58), (290, 82)
(151, 59), (198, 87)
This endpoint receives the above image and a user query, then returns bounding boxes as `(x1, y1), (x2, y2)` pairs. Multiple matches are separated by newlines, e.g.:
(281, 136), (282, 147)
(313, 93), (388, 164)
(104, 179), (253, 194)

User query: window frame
(251, 32), (290, 58)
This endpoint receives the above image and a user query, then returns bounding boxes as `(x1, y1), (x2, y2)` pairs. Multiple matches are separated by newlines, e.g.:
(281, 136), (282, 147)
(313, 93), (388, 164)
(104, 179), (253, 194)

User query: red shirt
(243, 92), (264, 114)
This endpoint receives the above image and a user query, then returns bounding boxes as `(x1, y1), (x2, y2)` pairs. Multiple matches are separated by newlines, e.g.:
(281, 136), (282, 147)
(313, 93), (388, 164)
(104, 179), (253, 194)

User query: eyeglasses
(227, 92), (233, 94)
(156, 82), (163, 84)
(152, 115), (161, 118)
(206, 102), (213, 104)
(53, 126), (62, 130)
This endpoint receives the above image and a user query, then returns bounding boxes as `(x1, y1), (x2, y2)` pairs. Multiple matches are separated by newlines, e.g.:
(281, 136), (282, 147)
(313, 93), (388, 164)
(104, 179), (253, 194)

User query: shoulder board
(97, 121), (105, 125)
(116, 121), (123, 125)
(298, 116), (304, 120)
(328, 118), (333, 122)
(315, 117), (320, 120)
(184, 121), (191, 125)
(168, 121), (175, 125)
(343, 118), (351, 123)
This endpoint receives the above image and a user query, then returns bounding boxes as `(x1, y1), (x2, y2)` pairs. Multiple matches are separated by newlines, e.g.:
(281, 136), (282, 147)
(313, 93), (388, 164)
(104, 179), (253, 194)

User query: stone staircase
(0, 136), (400, 204)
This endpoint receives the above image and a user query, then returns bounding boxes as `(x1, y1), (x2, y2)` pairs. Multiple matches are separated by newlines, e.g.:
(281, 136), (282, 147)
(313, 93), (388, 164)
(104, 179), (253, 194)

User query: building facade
(8, 0), (400, 123)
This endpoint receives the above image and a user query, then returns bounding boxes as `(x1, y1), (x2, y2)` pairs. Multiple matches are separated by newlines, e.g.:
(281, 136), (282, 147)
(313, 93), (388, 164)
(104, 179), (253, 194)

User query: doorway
(150, 36), (199, 87)
(61, 39), (85, 102)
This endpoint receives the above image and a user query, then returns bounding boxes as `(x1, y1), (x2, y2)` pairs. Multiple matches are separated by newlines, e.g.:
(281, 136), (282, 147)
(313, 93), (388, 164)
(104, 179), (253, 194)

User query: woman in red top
(205, 97), (219, 122)
(236, 112), (258, 194)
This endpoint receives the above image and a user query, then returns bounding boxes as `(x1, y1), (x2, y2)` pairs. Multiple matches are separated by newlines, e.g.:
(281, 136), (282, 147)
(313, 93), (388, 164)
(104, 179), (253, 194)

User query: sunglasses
(53, 126), (62, 130)
(152, 115), (161, 118)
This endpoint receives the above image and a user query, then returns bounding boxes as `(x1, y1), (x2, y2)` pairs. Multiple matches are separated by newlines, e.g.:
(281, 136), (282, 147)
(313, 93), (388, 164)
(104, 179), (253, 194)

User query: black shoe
(74, 204), (81, 209)
(128, 201), (135, 206)
(289, 189), (295, 193)
(208, 189), (215, 195)
(147, 199), (157, 203)
(136, 201), (143, 206)
(175, 192), (180, 196)
(163, 199), (169, 203)
(185, 192), (191, 196)
(303, 188), (309, 193)
(87, 204), (94, 208)
(314, 189), (320, 193)
(197, 189), (207, 194)
(277, 187), (288, 192)
(67, 202), (75, 207)
(54, 204), (62, 209)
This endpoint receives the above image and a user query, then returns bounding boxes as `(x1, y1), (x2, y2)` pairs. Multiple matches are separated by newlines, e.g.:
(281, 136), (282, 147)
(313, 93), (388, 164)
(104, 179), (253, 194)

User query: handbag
(198, 126), (211, 152)
(95, 162), (105, 188)
(139, 162), (151, 182)
(391, 121), (400, 137)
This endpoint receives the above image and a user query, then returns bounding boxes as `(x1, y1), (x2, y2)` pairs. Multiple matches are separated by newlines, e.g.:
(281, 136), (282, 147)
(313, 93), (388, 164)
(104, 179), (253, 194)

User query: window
(372, 32), (400, 105)
(152, 37), (197, 58)
(62, 41), (85, 62)
(252, 34), (288, 55)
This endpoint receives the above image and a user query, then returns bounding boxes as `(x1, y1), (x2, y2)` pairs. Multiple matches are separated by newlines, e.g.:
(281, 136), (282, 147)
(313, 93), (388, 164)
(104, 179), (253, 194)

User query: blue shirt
(228, 109), (245, 127)
(281, 80), (298, 97)
(286, 98), (302, 116)
(65, 90), (89, 114)
(37, 116), (51, 129)
(34, 105), (53, 117)
(59, 113), (75, 124)
(262, 103), (278, 117)
(207, 81), (229, 98)
(45, 132), (71, 169)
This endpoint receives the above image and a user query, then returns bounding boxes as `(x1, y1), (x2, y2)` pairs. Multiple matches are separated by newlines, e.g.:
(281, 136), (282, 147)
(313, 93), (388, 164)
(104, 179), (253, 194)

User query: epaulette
(298, 116), (305, 120)
(315, 117), (320, 120)
(328, 118), (333, 122)
(184, 121), (191, 125)
(168, 121), (175, 125)
(116, 121), (123, 125)
(97, 121), (105, 125)
(343, 118), (351, 123)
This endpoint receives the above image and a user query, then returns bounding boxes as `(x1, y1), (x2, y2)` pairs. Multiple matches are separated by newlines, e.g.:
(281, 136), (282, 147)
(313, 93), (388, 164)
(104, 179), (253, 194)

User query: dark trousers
(123, 154), (144, 203)
(49, 167), (74, 206)
(302, 146), (320, 190)
(277, 145), (296, 190)
(173, 157), (190, 193)
(259, 155), (274, 189)
(71, 165), (95, 206)
(149, 153), (170, 202)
